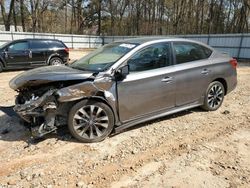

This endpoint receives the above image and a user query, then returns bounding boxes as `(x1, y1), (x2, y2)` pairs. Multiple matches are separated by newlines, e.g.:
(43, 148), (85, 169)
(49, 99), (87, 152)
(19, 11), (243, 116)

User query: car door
(117, 42), (176, 122)
(173, 42), (213, 106)
(29, 40), (48, 66)
(4, 41), (30, 67)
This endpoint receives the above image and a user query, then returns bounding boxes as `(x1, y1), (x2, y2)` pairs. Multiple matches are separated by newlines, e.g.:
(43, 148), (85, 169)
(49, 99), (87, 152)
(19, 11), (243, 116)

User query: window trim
(7, 41), (29, 52)
(172, 41), (212, 65)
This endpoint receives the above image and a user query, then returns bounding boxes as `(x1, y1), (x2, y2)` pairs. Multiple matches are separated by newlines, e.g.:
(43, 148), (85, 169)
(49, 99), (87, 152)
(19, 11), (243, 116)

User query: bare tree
(19, 0), (26, 31)
(0, 0), (15, 31)
(1, 0), (249, 35)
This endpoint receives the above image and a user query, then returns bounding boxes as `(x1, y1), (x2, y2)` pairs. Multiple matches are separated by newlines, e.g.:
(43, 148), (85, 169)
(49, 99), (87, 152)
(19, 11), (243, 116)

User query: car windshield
(70, 42), (138, 72)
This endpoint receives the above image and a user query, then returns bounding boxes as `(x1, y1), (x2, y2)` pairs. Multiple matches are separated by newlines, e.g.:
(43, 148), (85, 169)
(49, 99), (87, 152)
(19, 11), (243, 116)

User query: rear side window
(173, 42), (212, 64)
(30, 41), (49, 49)
(47, 41), (66, 48)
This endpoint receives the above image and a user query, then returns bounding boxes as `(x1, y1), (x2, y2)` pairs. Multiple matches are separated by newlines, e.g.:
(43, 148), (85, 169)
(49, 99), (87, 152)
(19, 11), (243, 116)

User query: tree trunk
(109, 0), (114, 36)
(0, 0), (15, 31)
(30, 0), (40, 32)
(97, 0), (102, 36)
(13, 1), (17, 31)
(77, 0), (82, 33)
(20, 0), (26, 32)
(65, 0), (68, 33)
(70, 0), (74, 34)
(207, 0), (215, 34)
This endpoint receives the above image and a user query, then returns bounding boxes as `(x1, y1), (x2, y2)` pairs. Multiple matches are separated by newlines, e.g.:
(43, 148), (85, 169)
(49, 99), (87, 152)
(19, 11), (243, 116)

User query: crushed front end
(14, 86), (64, 138)
(8, 65), (94, 138)
(9, 65), (117, 140)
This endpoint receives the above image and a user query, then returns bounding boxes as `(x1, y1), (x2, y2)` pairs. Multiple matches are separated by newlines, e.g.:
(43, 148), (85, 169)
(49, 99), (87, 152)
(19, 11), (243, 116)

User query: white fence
(0, 31), (249, 59)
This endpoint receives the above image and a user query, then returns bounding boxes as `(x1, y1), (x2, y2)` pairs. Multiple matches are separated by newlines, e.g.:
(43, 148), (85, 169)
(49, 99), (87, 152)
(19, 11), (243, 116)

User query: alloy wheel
(73, 105), (109, 139)
(207, 84), (224, 109)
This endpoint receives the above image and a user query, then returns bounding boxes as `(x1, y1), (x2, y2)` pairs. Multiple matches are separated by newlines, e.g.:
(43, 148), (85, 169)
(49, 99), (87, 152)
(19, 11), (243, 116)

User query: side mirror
(115, 65), (129, 80)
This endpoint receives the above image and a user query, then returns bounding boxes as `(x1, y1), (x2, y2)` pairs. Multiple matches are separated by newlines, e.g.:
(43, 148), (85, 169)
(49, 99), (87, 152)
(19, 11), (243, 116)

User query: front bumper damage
(14, 90), (56, 122)
(13, 77), (117, 139)
(14, 89), (58, 138)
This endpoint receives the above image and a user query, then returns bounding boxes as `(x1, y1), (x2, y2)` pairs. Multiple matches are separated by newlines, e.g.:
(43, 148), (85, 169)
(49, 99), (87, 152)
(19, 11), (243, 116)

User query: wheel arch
(47, 53), (63, 65)
(56, 82), (119, 125)
(72, 96), (117, 125)
(212, 78), (228, 95)
(67, 97), (116, 142)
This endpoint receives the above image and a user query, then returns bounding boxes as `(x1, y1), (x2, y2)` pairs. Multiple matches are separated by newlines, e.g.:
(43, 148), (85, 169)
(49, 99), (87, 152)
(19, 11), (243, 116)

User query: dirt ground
(0, 51), (249, 188)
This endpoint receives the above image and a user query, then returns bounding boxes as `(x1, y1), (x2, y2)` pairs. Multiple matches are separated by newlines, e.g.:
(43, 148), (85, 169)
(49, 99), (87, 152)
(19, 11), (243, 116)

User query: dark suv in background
(0, 39), (69, 72)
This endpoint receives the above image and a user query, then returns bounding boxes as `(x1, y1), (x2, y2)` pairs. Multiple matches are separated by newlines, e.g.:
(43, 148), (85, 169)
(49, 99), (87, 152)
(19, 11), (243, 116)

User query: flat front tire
(68, 100), (114, 143)
(202, 81), (225, 111)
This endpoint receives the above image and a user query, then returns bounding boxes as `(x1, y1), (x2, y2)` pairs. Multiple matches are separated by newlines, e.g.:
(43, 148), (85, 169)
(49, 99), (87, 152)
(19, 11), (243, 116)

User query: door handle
(201, 69), (210, 75)
(4, 51), (8, 58)
(161, 76), (173, 83)
(28, 50), (32, 58)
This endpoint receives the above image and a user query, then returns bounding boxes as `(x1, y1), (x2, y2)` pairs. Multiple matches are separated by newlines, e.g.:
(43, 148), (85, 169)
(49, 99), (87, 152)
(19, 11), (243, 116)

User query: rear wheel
(68, 100), (114, 143)
(49, 57), (63, 65)
(202, 81), (225, 111)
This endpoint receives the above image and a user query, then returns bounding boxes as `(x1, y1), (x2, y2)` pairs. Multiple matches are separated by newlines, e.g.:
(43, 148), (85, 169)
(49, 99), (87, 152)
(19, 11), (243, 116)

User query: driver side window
(8, 42), (28, 52)
(128, 43), (171, 72)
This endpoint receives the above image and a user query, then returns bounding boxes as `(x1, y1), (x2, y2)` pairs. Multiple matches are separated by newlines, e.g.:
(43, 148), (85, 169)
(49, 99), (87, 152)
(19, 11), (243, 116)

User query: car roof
(120, 36), (204, 45)
(121, 37), (174, 44)
(119, 37), (212, 49)
(10, 39), (62, 42)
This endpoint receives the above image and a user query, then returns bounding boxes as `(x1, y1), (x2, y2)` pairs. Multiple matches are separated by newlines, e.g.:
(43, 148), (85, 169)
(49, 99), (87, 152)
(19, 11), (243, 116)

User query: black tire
(68, 100), (114, 143)
(201, 81), (225, 111)
(49, 57), (63, 65)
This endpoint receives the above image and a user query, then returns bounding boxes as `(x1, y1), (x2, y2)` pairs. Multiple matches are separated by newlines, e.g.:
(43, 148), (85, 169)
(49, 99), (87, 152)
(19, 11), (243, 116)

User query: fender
(55, 76), (120, 125)
(46, 53), (63, 65)
(80, 95), (119, 125)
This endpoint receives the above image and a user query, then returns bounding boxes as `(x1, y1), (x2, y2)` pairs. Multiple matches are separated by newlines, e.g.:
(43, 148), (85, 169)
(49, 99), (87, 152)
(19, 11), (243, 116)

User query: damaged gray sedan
(9, 38), (237, 142)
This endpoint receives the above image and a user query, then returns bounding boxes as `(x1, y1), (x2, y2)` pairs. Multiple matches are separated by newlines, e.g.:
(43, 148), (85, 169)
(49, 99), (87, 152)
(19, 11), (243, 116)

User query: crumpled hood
(9, 65), (94, 90)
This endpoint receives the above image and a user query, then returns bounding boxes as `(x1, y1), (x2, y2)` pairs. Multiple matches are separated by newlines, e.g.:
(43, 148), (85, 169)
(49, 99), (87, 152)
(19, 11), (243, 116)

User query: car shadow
(0, 105), (205, 144)
(0, 113), (30, 142)
(1, 69), (24, 72)
(0, 106), (77, 145)
(0, 112), (75, 145)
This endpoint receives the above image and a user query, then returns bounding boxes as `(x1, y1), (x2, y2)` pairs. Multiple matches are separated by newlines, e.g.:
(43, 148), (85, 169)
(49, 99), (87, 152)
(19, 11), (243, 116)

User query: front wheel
(68, 100), (114, 143)
(202, 81), (225, 111)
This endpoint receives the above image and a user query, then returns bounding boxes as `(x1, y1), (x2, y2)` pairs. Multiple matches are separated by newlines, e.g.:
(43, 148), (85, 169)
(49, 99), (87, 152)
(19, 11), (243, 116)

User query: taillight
(64, 47), (69, 53)
(229, 58), (237, 69)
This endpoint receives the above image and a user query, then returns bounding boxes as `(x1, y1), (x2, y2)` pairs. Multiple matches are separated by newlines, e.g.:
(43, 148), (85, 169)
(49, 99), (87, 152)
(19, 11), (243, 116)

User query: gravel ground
(0, 51), (249, 188)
